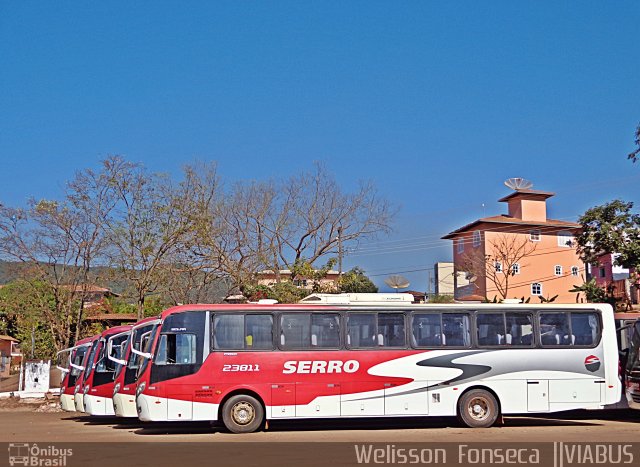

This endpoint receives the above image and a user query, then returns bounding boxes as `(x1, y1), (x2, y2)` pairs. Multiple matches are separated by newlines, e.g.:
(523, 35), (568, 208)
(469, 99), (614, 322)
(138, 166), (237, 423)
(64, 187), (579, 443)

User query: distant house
(0, 335), (21, 378)
(443, 189), (584, 303)
(64, 285), (137, 326)
(590, 253), (638, 307)
(433, 262), (456, 296)
(257, 270), (341, 292)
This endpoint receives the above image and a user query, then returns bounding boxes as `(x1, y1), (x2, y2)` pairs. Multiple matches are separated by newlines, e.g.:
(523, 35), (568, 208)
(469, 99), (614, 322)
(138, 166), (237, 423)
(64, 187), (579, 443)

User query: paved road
(1, 409), (640, 443)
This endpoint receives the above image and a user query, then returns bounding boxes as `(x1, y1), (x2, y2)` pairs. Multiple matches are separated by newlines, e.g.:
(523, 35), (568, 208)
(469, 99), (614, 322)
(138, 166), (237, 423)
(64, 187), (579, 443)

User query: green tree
(576, 200), (640, 270)
(0, 280), (57, 359)
(338, 267), (378, 293)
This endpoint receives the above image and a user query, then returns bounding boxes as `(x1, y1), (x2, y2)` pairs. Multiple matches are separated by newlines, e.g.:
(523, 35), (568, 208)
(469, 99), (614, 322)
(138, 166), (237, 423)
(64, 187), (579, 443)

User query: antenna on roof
(384, 275), (410, 292)
(504, 178), (533, 191)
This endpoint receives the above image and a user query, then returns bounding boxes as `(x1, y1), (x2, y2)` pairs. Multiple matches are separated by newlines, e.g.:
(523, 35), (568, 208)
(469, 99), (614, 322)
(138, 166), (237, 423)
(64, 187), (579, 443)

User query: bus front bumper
(84, 393), (115, 416)
(60, 393), (76, 412)
(73, 393), (85, 413)
(136, 393), (167, 421)
(113, 392), (138, 418)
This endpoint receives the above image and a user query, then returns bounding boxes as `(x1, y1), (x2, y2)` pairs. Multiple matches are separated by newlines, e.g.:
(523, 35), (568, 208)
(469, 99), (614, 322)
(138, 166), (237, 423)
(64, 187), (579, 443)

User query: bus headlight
(113, 383), (121, 397)
(136, 382), (146, 397)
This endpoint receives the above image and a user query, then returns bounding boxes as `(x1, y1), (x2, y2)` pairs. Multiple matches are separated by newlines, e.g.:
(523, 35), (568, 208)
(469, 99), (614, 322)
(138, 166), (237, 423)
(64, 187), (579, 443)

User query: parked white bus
(135, 302), (620, 431)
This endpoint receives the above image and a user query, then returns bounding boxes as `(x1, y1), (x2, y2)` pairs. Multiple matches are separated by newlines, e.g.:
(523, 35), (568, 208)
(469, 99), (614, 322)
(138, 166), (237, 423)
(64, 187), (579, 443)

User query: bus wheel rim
(467, 397), (489, 420)
(231, 401), (255, 425)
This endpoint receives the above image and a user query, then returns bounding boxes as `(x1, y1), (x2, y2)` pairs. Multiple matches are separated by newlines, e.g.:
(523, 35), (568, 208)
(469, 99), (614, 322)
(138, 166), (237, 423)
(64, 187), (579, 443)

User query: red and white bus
(135, 303), (620, 432)
(111, 317), (161, 417)
(82, 325), (132, 416)
(57, 336), (96, 412)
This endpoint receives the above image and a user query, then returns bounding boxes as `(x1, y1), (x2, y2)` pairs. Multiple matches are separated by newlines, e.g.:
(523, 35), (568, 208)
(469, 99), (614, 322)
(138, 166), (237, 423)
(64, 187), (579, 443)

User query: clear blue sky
(1, 1), (639, 291)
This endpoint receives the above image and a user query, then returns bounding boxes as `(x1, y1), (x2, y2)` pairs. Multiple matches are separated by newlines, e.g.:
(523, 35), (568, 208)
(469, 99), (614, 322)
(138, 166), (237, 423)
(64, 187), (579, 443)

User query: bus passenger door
(271, 383), (296, 418)
(384, 382), (428, 415)
(527, 380), (549, 411)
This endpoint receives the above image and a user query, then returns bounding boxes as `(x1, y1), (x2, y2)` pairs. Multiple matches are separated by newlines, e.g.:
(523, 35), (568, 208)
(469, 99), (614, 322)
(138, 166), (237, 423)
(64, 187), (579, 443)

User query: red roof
(442, 215), (581, 239)
(84, 314), (137, 322)
(0, 335), (19, 342)
(497, 189), (555, 202)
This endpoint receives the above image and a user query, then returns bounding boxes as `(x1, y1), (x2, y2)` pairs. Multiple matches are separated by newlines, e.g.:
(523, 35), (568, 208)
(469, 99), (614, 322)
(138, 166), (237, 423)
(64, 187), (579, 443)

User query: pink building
(443, 189), (584, 303)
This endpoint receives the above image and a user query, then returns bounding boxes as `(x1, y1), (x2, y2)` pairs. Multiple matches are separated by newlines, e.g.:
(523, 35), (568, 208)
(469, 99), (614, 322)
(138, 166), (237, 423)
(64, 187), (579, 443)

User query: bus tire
(221, 394), (264, 434)
(457, 389), (499, 428)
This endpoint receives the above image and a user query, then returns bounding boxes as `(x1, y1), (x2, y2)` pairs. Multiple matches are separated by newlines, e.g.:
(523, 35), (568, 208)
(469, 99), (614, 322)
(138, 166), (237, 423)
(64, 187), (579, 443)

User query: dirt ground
(1, 403), (639, 443)
(2, 404), (640, 467)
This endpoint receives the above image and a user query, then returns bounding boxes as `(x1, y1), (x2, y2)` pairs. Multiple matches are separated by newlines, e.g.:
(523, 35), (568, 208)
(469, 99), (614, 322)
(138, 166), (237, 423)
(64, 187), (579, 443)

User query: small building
(433, 262), (456, 296)
(0, 335), (21, 378)
(257, 269), (341, 292)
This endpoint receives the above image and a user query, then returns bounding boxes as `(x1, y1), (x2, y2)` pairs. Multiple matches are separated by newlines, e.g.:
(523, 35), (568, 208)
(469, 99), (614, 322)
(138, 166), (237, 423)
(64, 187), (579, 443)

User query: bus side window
(213, 315), (244, 350)
(506, 312), (533, 346)
(246, 314), (274, 350)
(411, 314), (442, 347)
(280, 314), (311, 350)
(347, 314), (377, 349)
(539, 313), (570, 346)
(155, 334), (195, 365)
(477, 313), (505, 346)
(571, 313), (599, 346)
(310, 313), (340, 348)
(378, 313), (406, 347)
(442, 313), (470, 347)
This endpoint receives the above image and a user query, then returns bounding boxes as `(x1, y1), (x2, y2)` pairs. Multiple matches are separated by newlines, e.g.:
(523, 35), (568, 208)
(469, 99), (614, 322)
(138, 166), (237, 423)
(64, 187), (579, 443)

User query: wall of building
(482, 228), (584, 303)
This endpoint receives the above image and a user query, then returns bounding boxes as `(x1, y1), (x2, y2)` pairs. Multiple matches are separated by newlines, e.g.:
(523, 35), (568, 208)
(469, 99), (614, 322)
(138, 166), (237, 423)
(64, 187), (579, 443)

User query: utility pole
(338, 226), (343, 277)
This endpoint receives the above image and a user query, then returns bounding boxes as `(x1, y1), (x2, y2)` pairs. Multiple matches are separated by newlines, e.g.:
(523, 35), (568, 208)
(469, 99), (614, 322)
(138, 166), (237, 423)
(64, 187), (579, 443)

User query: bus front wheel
(457, 389), (499, 428)
(221, 394), (264, 433)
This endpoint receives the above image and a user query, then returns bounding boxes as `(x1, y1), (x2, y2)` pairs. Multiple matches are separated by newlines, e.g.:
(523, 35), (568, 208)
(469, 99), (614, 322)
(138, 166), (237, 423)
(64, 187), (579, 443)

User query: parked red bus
(112, 317), (161, 417)
(82, 325), (132, 416)
(57, 336), (96, 412)
(135, 303), (619, 432)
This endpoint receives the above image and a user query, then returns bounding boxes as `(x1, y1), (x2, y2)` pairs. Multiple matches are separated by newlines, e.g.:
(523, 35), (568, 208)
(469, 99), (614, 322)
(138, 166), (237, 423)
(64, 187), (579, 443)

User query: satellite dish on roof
(504, 178), (533, 191)
(384, 275), (410, 291)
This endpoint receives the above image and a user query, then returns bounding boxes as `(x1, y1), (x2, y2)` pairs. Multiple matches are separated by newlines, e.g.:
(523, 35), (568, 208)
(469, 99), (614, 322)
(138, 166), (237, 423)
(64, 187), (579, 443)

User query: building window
(457, 239), (464, 254)
(494, 261), (502, 273)
(529, 229), (541, 242)
(531, 283), (542, 296)
(557, 231), (574, 248)
(554, 265), (563, 276)
(571, 266), (579, 277)
(599, 267), (606, 278)
(512, 263), (520, 275)
(473, 231), (481, 247)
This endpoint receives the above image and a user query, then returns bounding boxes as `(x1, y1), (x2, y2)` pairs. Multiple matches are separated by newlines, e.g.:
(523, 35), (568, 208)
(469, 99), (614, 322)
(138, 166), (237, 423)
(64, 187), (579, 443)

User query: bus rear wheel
(457, 389), (499, 428)
(221, 394), (264, 433)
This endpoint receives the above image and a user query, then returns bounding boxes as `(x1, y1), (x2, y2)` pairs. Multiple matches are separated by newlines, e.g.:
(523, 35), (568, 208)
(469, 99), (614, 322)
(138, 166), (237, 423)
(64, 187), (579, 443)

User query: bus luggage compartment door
(295, 383), (340, 417)
(340, 381), (385, 416)
(527, 380), (549, 412)
(271, 383), (296, 418)
(384, 382), (428, 415)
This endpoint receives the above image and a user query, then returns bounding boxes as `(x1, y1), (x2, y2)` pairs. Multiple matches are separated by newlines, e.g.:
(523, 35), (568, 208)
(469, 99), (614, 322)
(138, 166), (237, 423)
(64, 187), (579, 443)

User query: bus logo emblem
(584, 355), (600, 372)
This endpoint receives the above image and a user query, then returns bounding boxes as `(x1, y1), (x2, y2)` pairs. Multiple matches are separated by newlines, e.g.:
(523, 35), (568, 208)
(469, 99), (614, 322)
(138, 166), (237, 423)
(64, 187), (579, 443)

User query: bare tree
(458, 233), (537, 300)
(0, 163), (117, 349)
(102, 157), (222, 318)
(217, 163), (395, 292)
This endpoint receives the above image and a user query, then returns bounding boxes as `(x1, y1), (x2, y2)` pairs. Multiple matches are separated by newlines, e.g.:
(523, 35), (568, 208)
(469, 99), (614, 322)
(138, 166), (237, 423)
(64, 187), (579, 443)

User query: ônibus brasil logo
(584, 355), (601, 372)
